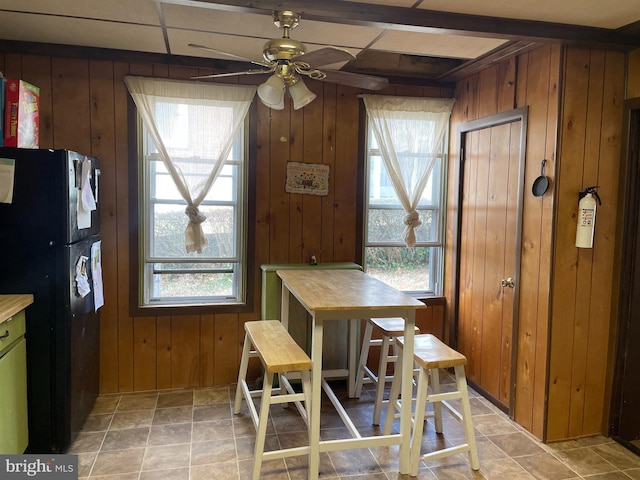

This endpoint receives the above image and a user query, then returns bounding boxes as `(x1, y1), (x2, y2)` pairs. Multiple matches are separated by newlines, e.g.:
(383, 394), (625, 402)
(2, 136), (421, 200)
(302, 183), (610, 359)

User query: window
(362, 96), (453, 296)
(140, 117), (248, 306)
(125, 76), (257, 309)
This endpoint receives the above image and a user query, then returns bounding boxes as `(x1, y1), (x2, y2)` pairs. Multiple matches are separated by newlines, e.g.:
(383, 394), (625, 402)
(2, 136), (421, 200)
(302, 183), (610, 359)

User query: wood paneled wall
(446, 44), (630, 441)
(0, 50), (451, 395)
(546, 48), (626, 441)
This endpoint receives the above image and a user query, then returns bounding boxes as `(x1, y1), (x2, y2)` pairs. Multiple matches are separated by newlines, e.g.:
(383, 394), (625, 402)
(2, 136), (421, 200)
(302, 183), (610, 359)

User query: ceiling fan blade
(191, 68), (273, 80)
(188, 43), (271, 68)
(292, 47), (355, 67)
(319, 70), (389, 91)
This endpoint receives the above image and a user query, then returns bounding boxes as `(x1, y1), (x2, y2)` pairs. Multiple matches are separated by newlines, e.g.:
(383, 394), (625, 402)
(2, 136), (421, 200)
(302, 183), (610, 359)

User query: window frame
(127, 95), (257, 316)
(362, 112), (448, 298)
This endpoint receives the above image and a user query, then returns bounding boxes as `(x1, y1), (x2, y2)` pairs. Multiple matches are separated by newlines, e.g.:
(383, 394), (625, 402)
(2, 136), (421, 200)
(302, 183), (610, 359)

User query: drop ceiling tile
(292, 19), (383, 49)
(163, 3), (383, 50)
(0, 12), (166, 53)
(343, 0), (419, 6)
(0, 0), (160, 25)
(416, 0), (640, 29)
(372, 30), (508, 59)
(168, 28), (271, 62)
(162, 4), (276, 37)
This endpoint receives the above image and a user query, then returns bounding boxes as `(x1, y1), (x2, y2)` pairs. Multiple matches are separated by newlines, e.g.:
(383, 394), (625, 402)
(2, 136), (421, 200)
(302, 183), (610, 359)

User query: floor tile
(77, 377), (640, 480)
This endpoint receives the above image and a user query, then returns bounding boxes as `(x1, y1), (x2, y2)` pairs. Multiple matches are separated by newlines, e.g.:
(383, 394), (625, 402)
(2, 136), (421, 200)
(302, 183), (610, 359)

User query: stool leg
(429, 369), (443, 433)
(372, 334), (392, 425)
(410, 366), (430, 476)
(253, 371), (274, 480)
(454, 365), (480, 470)
(354, 321), (374, 398)
(383, 344), (403, 435)
(234, 333), (252, 414)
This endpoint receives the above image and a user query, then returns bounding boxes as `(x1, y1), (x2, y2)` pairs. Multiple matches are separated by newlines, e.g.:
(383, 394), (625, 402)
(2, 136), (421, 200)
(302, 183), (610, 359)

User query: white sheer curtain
(124, 76), (256, 253)
(362, 95), (454, 247)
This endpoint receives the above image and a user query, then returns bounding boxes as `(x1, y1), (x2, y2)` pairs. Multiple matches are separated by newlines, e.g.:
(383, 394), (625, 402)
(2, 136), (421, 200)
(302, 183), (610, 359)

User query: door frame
(449, 107), (528, 416)
(609, 97), (640, 449)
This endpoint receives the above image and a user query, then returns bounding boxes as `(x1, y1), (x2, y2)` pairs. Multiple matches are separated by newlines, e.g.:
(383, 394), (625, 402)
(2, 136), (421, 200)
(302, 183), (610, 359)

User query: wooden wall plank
(320, 83), (338, 262)
(133, 316), (157, 391)
(497, 56), (517, 112)
(301, 80), (324, 263)
(532, 43), (561, 440)
(582, 50), (625, 434)
(170, 315), (200, 388)
(269, 105), (292, 263)
(477, 66), (498, 117)
(547, 47), (591, 441)
(21, 55), (53, 147)
(199, 314), (215, 387)
(289, 94), (305, 263)
(567, 48), (605, 438)
(514, 44), (553, 434)
(333, 85), (360, 261)
(51, 57), (91, 152)
(156, 317), (172, 390)
(214, 314), (240, 386)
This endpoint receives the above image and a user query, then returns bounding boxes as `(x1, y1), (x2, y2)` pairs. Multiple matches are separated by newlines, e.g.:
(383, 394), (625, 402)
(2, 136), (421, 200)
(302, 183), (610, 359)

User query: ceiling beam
(165, 0), (640, 49)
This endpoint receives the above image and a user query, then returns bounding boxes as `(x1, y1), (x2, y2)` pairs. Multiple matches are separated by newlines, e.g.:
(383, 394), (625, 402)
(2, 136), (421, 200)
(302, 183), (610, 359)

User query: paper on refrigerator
(91, 240), (104, 312)
(77, 157), (97, 229)
(0, 158), (15, 203)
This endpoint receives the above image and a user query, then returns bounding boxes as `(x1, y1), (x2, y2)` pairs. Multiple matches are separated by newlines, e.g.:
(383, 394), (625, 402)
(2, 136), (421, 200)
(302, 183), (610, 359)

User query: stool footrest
(421, 443), (473, 463)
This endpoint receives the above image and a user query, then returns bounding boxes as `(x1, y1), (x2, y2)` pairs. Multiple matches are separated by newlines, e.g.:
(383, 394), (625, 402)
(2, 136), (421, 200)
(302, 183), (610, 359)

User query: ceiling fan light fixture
(289, 78), (316, 110)
(258, 74), (285, 109)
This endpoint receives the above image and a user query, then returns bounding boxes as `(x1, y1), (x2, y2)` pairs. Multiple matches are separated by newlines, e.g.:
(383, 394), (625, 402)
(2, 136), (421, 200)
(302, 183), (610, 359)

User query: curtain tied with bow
(124, 76), (256, 254)
(363, 94), (454, 248)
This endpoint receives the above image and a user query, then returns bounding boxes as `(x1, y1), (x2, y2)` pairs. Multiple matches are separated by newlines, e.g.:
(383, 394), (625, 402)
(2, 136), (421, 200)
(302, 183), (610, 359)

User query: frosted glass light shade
(258, 75), (285, 108)
(289, 79), (316, 110)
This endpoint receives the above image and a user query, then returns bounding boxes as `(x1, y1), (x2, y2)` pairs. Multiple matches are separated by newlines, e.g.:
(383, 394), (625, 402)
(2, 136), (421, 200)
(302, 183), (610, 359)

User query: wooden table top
(277, 269), (425, 312)
(0, 294), (34, 324)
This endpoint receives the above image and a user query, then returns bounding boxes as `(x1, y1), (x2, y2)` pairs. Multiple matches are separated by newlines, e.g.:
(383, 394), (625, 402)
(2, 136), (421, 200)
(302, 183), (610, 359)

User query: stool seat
(371, 317), (416, 336)
(235, 320), (312, 480)
(244, 320), (312, 374)
(353, 317), (420, 425)
(385, 334), (479, 476)
(397, 334), (467, 370)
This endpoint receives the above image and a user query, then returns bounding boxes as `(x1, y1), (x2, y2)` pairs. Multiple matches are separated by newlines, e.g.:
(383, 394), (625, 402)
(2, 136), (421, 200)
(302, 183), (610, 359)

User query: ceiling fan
(189, 11), (389, 110)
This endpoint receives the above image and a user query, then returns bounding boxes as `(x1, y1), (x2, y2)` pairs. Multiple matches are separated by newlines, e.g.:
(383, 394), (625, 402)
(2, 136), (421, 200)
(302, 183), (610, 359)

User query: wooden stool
(384, 334), (479, 476)
(353, 317), (420, 425)
(234, 320), (313, 480)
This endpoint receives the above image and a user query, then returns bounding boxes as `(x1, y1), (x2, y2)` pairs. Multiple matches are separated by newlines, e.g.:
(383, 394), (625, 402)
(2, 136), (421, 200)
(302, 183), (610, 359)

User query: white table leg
(348, 318), (357, 398)
(308, 313), (323, 480)
(398, 311), (415, 475)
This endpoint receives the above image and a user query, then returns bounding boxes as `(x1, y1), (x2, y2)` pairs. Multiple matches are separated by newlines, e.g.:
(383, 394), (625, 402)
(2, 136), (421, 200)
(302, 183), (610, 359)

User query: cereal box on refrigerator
(3, 78), (40, 148)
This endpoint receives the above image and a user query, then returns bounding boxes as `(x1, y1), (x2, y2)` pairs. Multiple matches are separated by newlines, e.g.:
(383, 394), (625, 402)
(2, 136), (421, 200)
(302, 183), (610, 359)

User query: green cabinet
(260, 263), (362, 371)
(0, 305), (29, 454)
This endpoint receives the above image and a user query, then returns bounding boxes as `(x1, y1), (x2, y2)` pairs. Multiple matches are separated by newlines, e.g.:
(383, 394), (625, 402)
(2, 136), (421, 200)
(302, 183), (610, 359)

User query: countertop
(0, 294), (34, 324)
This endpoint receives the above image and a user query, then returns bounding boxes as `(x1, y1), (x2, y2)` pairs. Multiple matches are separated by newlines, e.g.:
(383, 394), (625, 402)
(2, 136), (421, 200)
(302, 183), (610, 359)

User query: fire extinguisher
(575, 186), (602, 248)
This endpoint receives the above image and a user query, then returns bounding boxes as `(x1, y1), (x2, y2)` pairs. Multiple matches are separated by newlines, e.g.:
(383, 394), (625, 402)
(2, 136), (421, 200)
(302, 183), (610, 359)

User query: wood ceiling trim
(173, 0), (640, 48)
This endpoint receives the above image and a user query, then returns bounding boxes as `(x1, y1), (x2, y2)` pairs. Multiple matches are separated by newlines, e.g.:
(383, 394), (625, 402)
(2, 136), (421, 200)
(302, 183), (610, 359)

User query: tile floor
(69, 374), (640, 480)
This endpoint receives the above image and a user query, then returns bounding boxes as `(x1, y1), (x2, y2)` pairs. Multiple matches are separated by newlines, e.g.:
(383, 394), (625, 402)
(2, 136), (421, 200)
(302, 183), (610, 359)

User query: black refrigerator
(0, 147), (101, 453)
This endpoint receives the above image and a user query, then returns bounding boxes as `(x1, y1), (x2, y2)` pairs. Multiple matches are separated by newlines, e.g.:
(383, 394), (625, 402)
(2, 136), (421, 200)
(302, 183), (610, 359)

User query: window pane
(368, 156), (438, 205)
(151, 271), (233, 299)
(152, 204), (236, 258)
(365, 246), (431, 292)
(367, 208), (435, 243)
